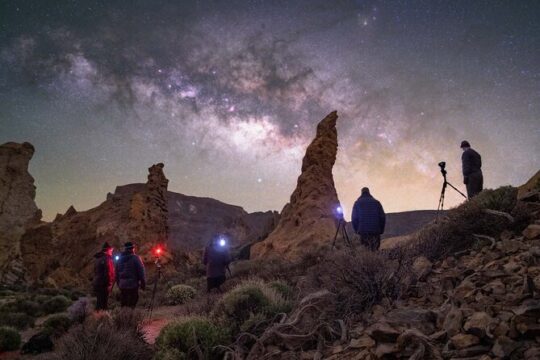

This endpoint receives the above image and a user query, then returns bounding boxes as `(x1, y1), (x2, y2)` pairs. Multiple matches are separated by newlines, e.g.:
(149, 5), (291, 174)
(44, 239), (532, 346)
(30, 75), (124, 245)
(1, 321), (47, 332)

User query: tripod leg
(332, 220), (341, 249)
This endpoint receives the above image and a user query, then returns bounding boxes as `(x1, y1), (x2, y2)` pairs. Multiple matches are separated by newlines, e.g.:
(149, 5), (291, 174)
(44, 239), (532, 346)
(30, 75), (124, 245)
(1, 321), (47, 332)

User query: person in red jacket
(93, 242), (115, 311)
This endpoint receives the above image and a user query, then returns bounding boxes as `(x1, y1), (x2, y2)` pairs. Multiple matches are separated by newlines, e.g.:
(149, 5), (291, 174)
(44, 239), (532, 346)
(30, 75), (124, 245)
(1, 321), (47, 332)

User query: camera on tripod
(438, 161), (447, 176)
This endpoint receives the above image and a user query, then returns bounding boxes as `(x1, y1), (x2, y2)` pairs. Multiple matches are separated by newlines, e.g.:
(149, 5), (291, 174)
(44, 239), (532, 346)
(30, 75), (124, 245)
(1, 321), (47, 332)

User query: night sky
(1, 0), (539, 221)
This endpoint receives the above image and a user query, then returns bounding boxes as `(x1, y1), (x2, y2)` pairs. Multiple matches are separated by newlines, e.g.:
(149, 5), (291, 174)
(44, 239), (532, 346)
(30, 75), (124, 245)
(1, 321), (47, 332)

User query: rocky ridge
(251, 111), (341, 260)
(310, 195), (540, 359)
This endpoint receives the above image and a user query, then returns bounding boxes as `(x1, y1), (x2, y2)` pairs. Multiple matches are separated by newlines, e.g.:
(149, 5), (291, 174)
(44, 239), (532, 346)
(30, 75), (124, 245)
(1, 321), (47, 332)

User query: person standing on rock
(203, 236), (231, 293)
(115, 242), (146, 308)
(93, 242), (115, 311)
(460, 140), (483, 198)
(351, 187), (386, 251)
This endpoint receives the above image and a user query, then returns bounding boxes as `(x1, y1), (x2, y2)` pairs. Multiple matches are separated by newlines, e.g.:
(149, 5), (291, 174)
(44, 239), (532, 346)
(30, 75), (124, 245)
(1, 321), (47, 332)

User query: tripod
(146, 257), (162, 320)
(437, 163), (467, 220)
(331, 217), (355, 251)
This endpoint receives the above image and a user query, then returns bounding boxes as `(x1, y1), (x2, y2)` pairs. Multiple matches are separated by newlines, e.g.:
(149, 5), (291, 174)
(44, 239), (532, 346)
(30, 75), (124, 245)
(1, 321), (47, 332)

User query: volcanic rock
(20, 163), (170, 286)
(251, 111), (341, 260)
(518, 170), (540, 201)
(0, 142), (41, 283)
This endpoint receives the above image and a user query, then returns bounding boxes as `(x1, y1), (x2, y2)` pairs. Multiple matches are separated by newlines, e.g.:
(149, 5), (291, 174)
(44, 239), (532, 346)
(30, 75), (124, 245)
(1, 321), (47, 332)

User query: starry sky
(1, 0), (539, 221)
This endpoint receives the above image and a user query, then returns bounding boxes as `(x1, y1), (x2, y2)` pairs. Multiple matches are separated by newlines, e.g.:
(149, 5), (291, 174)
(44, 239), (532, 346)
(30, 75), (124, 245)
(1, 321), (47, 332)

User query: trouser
(94, 286), (109, 311)
(359, 234), (381, 251)
(207, 276), (226, 292)
(466, 171), (483, 199)
(120, 288), (139, 308)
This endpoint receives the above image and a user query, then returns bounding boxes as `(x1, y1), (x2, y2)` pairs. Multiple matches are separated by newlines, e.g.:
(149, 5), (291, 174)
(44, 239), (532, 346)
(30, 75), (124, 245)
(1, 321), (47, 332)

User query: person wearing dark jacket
(93, 242), (115, 311)
(460, 140), (483, 198)
(203, 237), (231, 293)
(351, 188), (386, 251)
(115, 242), (146, 308)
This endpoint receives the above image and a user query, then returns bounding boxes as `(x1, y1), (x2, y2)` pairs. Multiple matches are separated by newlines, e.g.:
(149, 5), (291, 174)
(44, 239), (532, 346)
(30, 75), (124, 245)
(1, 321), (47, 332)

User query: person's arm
(136, 256), (146, 290)
(462, 151), (472, 178)
(378, 202), (386, 234)
(114, 262), (120, 287)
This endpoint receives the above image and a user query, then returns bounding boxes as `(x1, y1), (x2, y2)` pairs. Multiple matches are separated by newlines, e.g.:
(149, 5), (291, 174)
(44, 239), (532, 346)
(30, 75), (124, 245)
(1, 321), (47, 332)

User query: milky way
(1, 0), (539, 220)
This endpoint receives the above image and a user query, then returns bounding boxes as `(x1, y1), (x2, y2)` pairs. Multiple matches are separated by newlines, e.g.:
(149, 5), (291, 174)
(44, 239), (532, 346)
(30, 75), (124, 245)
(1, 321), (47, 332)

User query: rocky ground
(315, 221), (540, 359)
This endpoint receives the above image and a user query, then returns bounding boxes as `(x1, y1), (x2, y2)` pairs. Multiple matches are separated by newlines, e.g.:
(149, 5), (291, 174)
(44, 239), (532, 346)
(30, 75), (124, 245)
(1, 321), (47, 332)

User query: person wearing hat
(351, 187), (386, 251)
(460, 140), (483, 198)
(115, 242), (146, 308)
(93, 242), (115, 311)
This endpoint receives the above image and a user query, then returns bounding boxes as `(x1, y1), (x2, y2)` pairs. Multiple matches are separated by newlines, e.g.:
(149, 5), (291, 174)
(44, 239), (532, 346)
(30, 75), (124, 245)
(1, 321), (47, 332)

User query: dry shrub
(39, 309), (151, 360)
(166, 284), (197, 305)
(401, 196), (513, 262)
(307, 249), (402, 317)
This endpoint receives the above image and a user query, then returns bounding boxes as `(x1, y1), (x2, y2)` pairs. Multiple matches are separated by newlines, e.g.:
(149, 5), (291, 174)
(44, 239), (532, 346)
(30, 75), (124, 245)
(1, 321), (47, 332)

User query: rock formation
(251, 111), (341, 260)
(20, 163), (170, 287)
(0, 142), (41, 283)
(518, 170), (540, 201)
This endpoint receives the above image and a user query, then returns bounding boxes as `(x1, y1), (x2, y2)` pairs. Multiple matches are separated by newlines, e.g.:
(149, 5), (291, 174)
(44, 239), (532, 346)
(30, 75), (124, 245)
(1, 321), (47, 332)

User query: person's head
(102, 242), (113, 256)
(460, 140), (471, 151)
(124, 242), (135, 253)
(361, 187), (370, 195)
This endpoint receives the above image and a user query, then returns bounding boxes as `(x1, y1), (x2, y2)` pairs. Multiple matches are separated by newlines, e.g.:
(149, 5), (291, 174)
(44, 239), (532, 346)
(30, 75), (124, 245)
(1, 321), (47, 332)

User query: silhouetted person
(115, 242), (145, 308)
(351, 187), (386, 251)
(93, 242), (115, 311)
(461, 140), (483, 198)
(203, 237), (231, 293)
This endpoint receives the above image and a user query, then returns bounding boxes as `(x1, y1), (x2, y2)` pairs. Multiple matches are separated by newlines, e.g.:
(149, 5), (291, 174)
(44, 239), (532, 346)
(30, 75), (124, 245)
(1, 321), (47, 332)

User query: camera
(438, 161), (446, 170)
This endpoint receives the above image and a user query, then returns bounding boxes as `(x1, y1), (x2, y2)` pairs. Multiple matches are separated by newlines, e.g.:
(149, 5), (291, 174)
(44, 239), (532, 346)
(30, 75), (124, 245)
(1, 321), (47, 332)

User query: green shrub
(155, 317), (229, 360)
(239, 313), (268, 334)
(0, 312), (35, 330)
(269, 280), (294, 300)
(0, 326), (21, 351)
(0, 299), (41, 317)
(43, 295), (71, 314)
(473, 186), (517, 213)
(166, 285), (197, 305)
(43, 314), (72, 335)
(211, 279), (291, 333)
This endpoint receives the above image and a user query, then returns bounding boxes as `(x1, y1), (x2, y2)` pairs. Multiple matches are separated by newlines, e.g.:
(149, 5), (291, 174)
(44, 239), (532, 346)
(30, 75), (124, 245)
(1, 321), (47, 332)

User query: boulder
(463, 312), (494, 338)
(523, 224), (540, 240)
(443, 307), (463, 337)
(412, 256), (433, 281)
(366, 322), (400, 343)
(450, 333), (480, 349)
(491, 336), (519, 358)
(251, 111), (341, 260)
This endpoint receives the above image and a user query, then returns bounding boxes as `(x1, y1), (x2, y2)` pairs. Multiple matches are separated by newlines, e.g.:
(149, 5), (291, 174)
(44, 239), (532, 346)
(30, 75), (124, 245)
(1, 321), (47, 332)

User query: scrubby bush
(269, 280), (294, 300)
(308, 249), (402, 317)
(39, 311), (151, 360)
(166, 284), (197, 305)
(474, 186), (517, 213)
(212, 279), (291, 333)
(155, 316), (230, 360)
(0, 326), (21, 352)
(0, 312), (35, 330)
(43, 314), (72, 335)
(0, 299), (41, 317)
(43, 295), (71, 314)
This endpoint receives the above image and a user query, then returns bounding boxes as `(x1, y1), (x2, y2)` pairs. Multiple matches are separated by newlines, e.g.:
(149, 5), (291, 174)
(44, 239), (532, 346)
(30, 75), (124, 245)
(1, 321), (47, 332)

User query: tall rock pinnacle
(251, 111), (341, 260)
(0, 142), (41, 283)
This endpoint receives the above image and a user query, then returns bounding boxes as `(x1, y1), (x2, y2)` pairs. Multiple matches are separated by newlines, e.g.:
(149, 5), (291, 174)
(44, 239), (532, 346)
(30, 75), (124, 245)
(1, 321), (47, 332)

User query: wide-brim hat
(101, 242), (112, 250)
(460, 140), (471, 148)
(124, 242), (135, 250)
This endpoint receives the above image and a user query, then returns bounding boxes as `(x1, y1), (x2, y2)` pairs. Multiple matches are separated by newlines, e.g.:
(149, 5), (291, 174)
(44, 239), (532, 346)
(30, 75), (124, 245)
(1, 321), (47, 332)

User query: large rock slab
(0, 142), (41, 283)
(251, 111), (341, 260)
